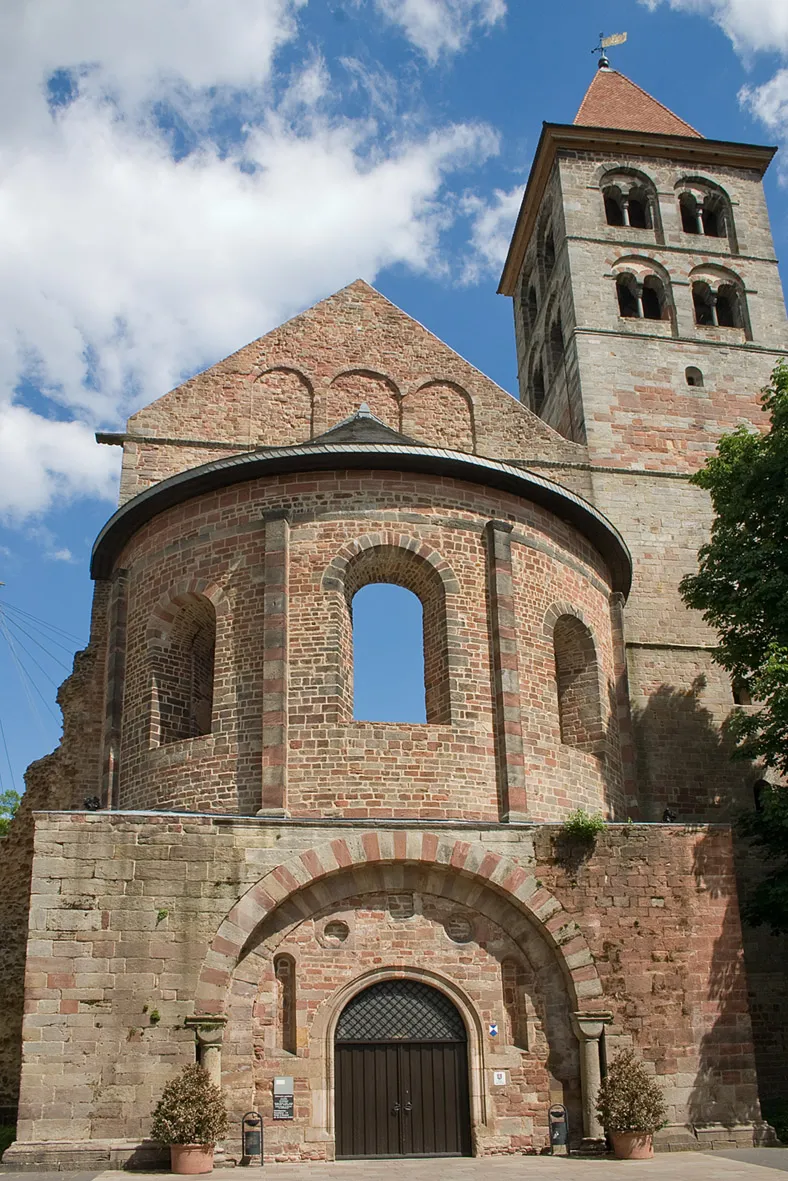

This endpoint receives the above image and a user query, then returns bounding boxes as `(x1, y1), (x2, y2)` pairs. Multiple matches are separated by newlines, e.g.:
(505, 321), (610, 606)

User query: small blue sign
(488, 1022), (498, 1037)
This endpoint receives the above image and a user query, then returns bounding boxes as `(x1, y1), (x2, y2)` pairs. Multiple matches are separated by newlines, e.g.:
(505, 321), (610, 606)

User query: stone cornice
(90, 441), (632, 594)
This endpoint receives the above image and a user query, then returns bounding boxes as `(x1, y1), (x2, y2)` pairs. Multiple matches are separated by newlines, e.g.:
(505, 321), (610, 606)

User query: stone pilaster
(571, 1011), (613, 1146)
(485, 520), (527, 820)
(185, 1017), (228, 1088)
(609, 591), (637, 816)
(260, 512), (289, 815)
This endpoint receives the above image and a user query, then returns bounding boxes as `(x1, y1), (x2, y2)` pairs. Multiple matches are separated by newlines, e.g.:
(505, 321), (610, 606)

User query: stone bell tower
(499, 62), (788, 1109)
(499, 61), (788, 823)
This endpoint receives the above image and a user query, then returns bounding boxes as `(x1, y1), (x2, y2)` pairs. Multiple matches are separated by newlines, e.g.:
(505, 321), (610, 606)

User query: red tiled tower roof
(574, 67), (702, 138)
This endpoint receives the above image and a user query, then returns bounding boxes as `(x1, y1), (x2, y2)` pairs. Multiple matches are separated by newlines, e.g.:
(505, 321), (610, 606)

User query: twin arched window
(678, 183), (736, 250)
(603, 182), (653, 230)
(691, 274), (749, 333)
(616, 272), (669, 322)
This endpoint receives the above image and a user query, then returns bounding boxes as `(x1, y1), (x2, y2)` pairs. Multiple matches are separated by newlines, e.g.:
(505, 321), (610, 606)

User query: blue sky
(1, 0), (788, 796)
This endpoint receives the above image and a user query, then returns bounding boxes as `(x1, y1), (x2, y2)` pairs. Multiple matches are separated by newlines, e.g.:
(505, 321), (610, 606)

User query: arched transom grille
(336, 980), (466, 1043)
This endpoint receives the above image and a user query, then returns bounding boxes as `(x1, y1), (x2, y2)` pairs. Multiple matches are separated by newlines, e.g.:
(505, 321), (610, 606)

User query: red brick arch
(145, 578), (231, 648)
(194, 833), (603, 1015)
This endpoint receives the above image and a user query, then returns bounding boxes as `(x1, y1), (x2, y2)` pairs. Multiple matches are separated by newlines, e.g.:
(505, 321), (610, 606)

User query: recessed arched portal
(334, 978), (472, 1158)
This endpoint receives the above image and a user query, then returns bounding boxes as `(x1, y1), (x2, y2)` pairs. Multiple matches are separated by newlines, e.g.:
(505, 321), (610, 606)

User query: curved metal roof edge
(91, 443), (632, 594)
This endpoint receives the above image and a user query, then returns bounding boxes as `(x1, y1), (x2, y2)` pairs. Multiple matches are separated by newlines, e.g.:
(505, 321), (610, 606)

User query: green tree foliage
(0, 789), (21, 836)
(680, 362), (788, 933)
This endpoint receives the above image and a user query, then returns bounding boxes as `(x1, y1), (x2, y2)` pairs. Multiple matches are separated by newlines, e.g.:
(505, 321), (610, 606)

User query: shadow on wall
(689, 828), (761, 1132)
(632, 679), (786, 1123)
(632, 676), (751, 823)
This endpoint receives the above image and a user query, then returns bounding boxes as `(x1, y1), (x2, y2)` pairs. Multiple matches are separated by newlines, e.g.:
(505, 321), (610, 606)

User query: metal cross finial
(592, 31), (627, 70)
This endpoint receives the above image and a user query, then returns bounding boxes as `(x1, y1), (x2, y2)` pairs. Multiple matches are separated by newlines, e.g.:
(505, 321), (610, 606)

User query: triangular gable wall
(118, 280), (584, 502)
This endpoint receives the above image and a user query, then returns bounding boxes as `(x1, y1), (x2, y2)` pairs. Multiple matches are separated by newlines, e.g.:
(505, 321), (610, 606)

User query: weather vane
(592, 31), (627, 70)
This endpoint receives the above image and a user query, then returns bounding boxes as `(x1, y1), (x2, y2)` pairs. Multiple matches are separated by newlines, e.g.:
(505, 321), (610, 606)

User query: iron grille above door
(336, 979), (466, 1043)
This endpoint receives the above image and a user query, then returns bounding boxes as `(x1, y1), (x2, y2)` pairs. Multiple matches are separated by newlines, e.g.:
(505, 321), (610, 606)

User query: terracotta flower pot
(170, 1144), (215, 1174)
(610, 1131), (654, 1160)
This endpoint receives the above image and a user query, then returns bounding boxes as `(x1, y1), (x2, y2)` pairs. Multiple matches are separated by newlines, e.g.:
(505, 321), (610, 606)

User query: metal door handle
(392, 1103), (401, 1113)
(403, 1102), (412, 1113)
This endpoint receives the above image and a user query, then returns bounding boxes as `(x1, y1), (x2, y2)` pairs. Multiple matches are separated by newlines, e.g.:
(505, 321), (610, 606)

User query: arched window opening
(531, 364), (546, 415)
(641, 276), (666, 322)
(549, 315), (564, 374)
(702, 200), (722, 237)
(716, 284), (739, 328)
(732, 677), (752, 707)
(685, 366), (704, 388)
(680, 192), (701, 235)
(679, 186), (734, 243)
(352, 584), (426, 723)
(627, 189), (651, 230)
(693, 279), (746, 330)
(501, 959), (528, 1051)
(274, 954), (296, 1054)
(150, 593), (216, 747)
(616, 275), (639, 319)
(553, 614), (604, 753)
(527, 284), (538, 325)
(603, 187), (625, 226)
(542, 227), (556, 281)
(692, 282), (715, 326)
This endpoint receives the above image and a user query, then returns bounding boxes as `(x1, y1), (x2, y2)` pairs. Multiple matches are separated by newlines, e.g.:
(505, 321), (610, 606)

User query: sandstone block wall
(14, 812), (759, 1160)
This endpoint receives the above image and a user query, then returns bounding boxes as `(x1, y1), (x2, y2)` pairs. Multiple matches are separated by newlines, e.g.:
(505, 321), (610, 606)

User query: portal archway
(334, 979), (472, 1158)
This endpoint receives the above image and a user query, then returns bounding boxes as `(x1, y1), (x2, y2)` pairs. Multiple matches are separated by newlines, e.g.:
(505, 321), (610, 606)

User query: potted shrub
(596, 1048), (668, 1160)
(151, 1064), (229, 1174)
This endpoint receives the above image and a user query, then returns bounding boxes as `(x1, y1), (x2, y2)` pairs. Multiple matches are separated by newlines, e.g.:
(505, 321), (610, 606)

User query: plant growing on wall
(680, 362), (788, 933)
(559, 808), (605, 842)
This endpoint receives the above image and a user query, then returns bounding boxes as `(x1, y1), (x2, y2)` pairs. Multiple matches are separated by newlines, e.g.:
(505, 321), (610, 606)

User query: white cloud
(639, 0), (788, 57)
(0, 0), (501, 526)
(460, 184), (522, 282)
(0, 406), (119, 524)
(369, 0), (506, 62)
(741, 69), (788, 144)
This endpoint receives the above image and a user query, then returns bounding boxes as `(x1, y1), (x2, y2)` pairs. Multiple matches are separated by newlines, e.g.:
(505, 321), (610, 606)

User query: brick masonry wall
(113, 470), (622, 822)
(13, 812), (760, 1159)
(114, 280), (585, 503)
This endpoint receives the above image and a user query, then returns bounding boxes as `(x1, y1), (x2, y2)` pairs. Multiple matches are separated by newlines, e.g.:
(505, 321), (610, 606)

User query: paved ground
(3, 1150), (788, 1180)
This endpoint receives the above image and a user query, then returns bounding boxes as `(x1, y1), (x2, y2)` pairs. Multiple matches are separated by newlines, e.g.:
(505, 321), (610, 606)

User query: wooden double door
(335, 1040), (471, 1158)
(334, 979), (472, 1159)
